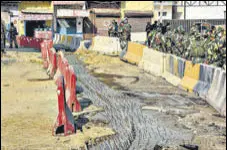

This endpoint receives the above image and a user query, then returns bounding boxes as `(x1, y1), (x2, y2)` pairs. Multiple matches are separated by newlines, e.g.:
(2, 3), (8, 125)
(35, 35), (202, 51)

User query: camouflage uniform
(175, 26), (185, 56)
(163, 25), (173, 53)
(108, 20), (116, 37)
(212, 27), (226, 68)
(189, 32), (207, 64)
(119, 18), (132, 59)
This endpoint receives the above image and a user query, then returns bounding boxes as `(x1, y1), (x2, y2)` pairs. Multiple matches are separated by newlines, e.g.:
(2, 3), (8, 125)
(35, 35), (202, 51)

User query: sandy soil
(1, 51), (114, 150)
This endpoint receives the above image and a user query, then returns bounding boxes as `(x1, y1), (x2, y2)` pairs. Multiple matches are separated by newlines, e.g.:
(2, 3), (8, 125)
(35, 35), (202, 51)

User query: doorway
(25, 20), (45, 37)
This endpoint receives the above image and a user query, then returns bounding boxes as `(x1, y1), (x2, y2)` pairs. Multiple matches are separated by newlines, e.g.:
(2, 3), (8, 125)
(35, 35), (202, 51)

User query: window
(158, 12), (167, 16)
(163, 12), (167, 16)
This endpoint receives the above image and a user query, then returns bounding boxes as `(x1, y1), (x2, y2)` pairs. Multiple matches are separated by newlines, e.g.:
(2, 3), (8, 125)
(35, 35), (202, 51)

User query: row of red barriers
(41, 40), (81, 136)
(41, 40), (53, 69)
(18, 36), (44, 50)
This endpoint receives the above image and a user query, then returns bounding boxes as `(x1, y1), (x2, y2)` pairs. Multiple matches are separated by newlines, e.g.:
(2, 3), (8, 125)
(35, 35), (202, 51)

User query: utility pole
(160, 1), (163, 23)
(184, 1), (186, 20)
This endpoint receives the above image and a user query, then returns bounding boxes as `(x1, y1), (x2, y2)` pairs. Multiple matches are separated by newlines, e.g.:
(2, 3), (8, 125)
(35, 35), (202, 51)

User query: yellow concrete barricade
(123, 42), (145, 65)
(66, 36), (73, 48)
(180, 61), (200, 92)
(139, 47), (164, 76)
(90, 36), (121, 56)
(59, 35), (66, 45)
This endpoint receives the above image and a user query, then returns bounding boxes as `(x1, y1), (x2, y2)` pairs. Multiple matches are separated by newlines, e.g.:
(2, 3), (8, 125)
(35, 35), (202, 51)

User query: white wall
(186, 6), (226, 19)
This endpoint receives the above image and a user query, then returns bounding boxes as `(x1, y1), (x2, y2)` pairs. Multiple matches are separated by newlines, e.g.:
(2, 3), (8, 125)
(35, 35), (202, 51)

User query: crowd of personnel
(146, 21), (226, 69)
(108, 18), (226, 69)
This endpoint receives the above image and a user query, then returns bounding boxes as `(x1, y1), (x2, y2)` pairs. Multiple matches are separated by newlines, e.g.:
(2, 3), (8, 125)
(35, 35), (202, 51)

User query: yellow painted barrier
(59, 35), (66, 45)
(123, 42), (145, 65)
(66, 36), (73, 47)
(180, 61), (200, 92)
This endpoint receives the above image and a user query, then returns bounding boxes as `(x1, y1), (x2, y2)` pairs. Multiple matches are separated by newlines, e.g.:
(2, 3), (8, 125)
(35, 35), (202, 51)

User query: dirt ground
(1, 49), (226, 150)
(75, 49), (226, 150)
(1, 50), (114, 150)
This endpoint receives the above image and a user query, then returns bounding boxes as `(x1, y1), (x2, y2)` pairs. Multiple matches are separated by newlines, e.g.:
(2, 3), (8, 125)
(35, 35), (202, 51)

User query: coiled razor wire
(64, 53), (193, 150)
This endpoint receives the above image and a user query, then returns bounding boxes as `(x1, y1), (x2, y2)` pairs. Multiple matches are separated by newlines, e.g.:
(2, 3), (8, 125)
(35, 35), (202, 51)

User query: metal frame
(175, 1), (226, 7)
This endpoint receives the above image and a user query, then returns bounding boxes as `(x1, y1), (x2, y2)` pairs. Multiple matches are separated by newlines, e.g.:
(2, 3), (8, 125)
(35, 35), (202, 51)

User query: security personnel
(1, 19), (6, 54)
(119, 17), (132, 59)
(145, 22), (152, 47)
(108, 20), (116, 37)
(9, 22), (18, 48)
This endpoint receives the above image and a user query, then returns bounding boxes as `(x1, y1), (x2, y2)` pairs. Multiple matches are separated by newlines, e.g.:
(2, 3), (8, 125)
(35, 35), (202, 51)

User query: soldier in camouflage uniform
(108, 20), (117, 37)
(154, 26), (163, 51)
(119, 17), (132, 59)
(211, 27), (226, 68)
(175, 25), (186, 56)
(188, 31), (207, 64)
(163, 24), (173, 53)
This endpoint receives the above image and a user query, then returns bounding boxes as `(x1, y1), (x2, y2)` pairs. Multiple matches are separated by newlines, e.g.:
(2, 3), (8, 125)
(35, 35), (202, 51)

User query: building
(153, 1), (173, 22)
(121, 1), (154, 32)
(1, 1), (20, 31)
(53, 1), (89, 38)
(86, 1), (121, 36)
(18, 1), (53, 36)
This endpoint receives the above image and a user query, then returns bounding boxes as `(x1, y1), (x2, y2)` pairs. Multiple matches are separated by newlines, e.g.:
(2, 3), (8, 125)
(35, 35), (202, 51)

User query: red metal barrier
(52, 76), (75, 136)
(49, 48), (57, 78)
(67, 66), (81, 112)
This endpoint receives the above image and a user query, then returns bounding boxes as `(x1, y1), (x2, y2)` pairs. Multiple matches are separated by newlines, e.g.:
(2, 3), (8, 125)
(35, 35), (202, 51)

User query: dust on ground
(75, 49), (226, 150)
(1, 51), (114, 150)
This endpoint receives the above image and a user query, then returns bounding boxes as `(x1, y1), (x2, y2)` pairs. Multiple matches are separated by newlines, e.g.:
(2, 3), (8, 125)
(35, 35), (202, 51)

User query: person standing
(114, 21), (118, 37)
(9, 22), (18, 49)
(151, 21), (158, 31)
(108, 20), (116, 37)
(1, 19), (6, 54)
(145, 22), (152, 47)
(119, 17), (131, 59)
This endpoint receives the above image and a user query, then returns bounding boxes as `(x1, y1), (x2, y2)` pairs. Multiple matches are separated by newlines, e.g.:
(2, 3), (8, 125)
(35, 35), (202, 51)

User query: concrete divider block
(55, 34), (61, 44)
(66, 36), (73, 48)
(162, 54), (185, 86)
(90, 36), (121, 56)
(180, 61), (200, 92)
(193, 64), (215, 98)
(131, 32), (146, 43)
(139, 47), (164, 76)
(123, 42), (145, 65)
(207, 68), (226, 116)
